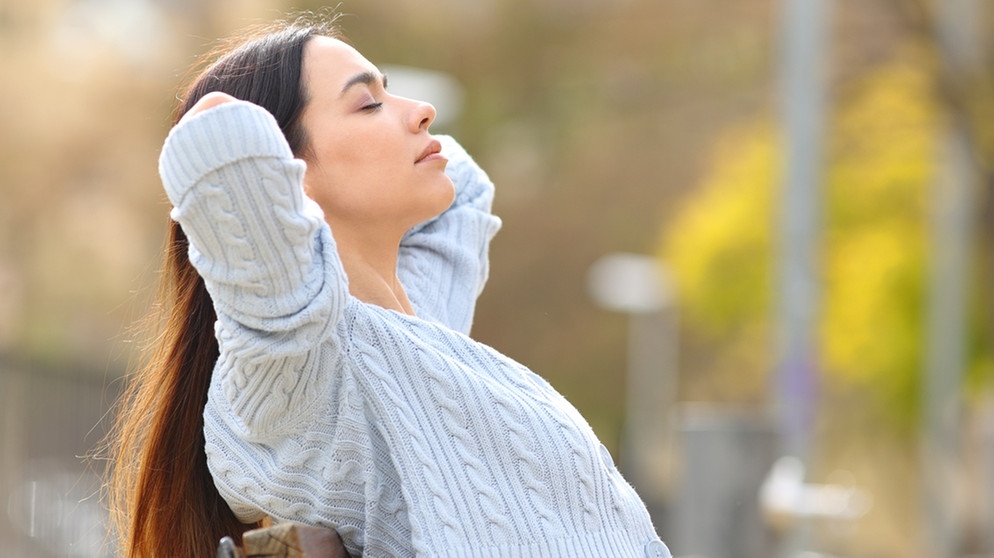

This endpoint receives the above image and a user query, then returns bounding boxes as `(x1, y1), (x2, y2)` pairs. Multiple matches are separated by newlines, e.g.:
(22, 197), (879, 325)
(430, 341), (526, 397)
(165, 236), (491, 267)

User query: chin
(409, 176), (454, 223)
(432, 176), (456, 210)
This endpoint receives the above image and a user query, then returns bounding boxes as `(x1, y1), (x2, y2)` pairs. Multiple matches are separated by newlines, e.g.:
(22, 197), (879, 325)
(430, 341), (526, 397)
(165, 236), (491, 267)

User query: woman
(107, 13), (671, 558)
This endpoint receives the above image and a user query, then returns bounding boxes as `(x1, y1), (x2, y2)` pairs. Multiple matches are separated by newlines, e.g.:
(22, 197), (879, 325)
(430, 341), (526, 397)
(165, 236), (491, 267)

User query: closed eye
(362, 102), (383, 112)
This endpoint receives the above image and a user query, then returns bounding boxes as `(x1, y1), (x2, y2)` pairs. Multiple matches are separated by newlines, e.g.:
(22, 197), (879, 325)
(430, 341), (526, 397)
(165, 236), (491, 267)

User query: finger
(180, 91), (238, 124)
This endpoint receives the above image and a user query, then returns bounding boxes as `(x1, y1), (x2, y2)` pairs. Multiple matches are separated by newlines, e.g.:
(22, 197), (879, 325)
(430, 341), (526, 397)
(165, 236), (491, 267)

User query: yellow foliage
(661, 127), (778, 337)
(822, 64), (936, 389)
(660, 61), (939, 415)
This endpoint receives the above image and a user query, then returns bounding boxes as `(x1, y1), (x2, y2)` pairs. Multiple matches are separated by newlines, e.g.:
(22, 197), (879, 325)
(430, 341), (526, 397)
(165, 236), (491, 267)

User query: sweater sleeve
(159, 100), (347, 441)
(397, 136), (502, 334)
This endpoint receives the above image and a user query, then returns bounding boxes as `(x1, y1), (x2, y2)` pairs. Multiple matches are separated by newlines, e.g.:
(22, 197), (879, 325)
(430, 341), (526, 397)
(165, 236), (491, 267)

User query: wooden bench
(217, 522), (350, 558)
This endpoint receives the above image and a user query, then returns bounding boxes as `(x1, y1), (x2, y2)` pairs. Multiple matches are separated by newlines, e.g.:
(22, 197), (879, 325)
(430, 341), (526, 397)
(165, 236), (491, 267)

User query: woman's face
(299, 36), (454, 237)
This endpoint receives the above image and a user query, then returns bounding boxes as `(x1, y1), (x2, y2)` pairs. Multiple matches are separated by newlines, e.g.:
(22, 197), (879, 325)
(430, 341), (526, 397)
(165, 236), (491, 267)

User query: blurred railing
(0, 356), (119, 557)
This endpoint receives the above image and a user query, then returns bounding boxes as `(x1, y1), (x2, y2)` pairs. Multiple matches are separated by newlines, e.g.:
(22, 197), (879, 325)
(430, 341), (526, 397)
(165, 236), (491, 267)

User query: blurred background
(1, 0), (993, 556)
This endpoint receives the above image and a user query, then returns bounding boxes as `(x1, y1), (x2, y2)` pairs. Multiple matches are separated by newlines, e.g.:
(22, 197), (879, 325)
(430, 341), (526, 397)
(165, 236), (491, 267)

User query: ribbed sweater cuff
(158, 101), (294, 205)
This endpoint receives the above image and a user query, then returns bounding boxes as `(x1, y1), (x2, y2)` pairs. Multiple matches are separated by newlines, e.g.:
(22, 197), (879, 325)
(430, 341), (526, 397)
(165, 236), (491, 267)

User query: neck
(333, 225), (415, 315)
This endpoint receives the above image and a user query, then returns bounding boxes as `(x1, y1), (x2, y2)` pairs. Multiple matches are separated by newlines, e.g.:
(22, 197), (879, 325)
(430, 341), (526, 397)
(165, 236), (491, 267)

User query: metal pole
(775, 1), (830, 554)
(922, 112), (975, 558)
(983, 402), (994, 553)
(776, 0), (829, 469)
(623, 307), (678, 507)
(922, 1), (981, 555)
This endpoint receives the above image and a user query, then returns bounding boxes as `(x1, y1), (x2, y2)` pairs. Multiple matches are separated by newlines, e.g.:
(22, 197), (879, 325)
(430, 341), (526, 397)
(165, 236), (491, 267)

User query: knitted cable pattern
(159, 100), (670, 558)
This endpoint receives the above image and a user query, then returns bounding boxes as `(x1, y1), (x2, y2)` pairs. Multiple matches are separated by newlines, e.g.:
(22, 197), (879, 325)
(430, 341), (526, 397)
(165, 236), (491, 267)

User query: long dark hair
(107, 14), (340, 557)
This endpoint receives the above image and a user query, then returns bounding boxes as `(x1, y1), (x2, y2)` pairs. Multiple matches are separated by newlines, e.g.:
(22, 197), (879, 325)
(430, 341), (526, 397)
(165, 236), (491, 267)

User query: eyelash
(362, 102), (383, 112)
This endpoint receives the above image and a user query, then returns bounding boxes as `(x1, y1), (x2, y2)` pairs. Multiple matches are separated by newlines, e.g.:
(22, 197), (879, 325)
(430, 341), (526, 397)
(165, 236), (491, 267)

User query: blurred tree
(658, 56), (994, 426)
(821, 62), (935, 421)
(658, 122), (777, 405)
(895, 0), (994, 400)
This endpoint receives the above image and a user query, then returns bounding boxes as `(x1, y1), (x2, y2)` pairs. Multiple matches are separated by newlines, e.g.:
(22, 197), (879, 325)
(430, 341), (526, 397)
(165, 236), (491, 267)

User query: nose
(408, 100), (436, 132)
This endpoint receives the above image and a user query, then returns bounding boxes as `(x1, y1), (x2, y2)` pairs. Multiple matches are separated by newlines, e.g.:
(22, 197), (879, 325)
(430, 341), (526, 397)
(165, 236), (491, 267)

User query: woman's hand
(178, 91), (239, 125)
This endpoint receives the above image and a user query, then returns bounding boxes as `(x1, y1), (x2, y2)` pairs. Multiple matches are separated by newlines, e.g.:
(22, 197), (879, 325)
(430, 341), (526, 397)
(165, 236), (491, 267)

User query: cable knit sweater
(159, 101), (670, 558)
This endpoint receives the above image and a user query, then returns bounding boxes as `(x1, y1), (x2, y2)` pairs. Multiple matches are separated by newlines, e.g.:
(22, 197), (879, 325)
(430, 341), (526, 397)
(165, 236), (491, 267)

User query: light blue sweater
(159, 101), (670, 558)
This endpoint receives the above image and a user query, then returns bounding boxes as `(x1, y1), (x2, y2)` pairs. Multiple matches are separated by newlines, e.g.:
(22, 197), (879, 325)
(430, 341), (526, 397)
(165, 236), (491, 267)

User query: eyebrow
(340, 71), (388, 97)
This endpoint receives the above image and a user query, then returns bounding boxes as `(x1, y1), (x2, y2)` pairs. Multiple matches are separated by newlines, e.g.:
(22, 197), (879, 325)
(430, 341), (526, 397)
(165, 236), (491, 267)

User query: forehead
(303, 36), (377, 93)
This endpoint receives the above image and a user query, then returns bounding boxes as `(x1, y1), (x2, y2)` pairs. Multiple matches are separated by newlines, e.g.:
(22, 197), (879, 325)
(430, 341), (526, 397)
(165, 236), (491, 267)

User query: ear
(301, 175), (316, 201)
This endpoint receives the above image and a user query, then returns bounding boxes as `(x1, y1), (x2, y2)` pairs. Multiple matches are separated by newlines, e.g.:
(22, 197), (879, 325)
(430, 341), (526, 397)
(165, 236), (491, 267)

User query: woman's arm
(397, 136), (502, 334)
(159, 98), (348, 441)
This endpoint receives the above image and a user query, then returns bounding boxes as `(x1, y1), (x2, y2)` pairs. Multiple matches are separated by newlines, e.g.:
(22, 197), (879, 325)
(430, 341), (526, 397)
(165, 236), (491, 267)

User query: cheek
(300, 125), (410, 216)
(303, 158), (392, 220)
(313, 133), (386, 181)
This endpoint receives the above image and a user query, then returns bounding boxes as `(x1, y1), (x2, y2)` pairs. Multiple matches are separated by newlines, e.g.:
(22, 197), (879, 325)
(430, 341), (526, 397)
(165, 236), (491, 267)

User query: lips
(415, 139), (443, 164)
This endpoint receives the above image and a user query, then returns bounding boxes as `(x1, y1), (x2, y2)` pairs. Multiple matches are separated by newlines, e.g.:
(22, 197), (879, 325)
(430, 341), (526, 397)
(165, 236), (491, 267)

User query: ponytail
(108, 224), (259, 557)
(105, 14), (341, 556)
